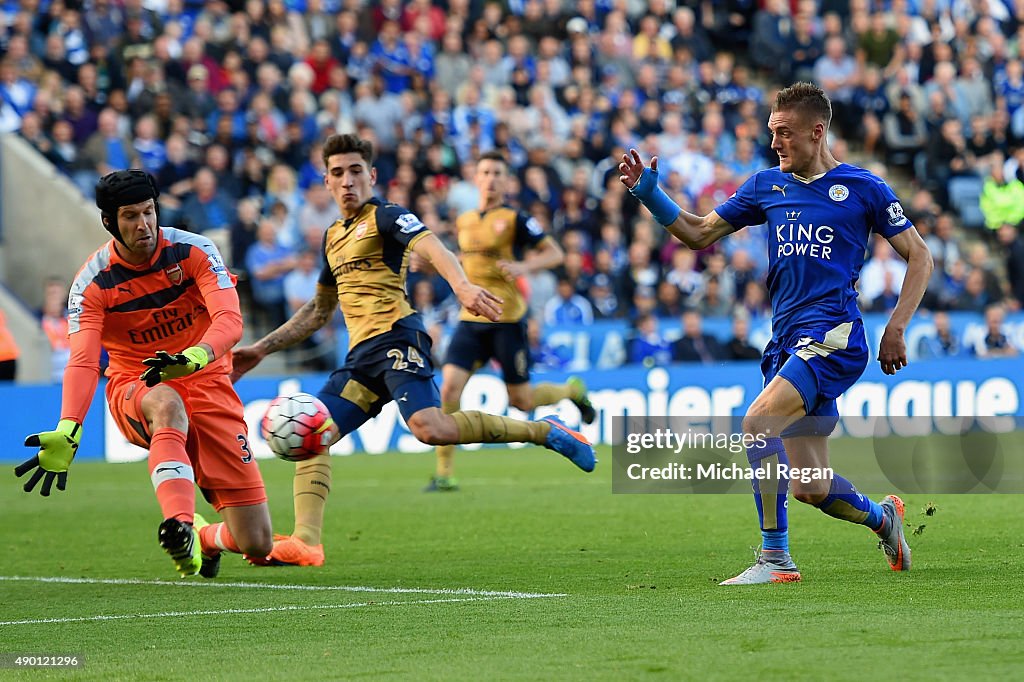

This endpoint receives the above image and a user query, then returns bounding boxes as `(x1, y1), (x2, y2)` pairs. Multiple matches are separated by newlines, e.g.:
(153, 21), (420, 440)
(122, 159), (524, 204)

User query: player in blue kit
(620, 82), (934, 584)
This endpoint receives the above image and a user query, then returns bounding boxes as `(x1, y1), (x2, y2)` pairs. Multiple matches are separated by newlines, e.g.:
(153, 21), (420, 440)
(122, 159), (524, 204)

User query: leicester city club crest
(828, 184), (849, 202)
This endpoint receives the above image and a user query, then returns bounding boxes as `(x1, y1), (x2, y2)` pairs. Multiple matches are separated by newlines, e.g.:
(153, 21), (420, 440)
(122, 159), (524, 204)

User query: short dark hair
(773, 82), (832, 129)
(322, 133), (374, 168)
(477, 150), (508, 167)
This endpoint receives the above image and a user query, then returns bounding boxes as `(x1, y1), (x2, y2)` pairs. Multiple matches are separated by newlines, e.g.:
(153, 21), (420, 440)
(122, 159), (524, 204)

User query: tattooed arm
(230, 284), (337, 382)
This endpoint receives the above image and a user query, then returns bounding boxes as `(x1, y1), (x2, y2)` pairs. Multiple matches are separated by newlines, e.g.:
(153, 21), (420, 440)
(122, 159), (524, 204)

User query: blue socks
(747, 437), (886, 554)
(747, 437), (791, 554)
(813, 474), (885, 530)
(761, 529), (789, 552)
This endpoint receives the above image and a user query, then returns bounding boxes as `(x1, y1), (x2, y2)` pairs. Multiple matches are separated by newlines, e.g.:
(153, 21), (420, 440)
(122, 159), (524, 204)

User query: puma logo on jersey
(772, 184), (788, 197)
(794, 337), (816, 349)
(155, 465), (184, 474)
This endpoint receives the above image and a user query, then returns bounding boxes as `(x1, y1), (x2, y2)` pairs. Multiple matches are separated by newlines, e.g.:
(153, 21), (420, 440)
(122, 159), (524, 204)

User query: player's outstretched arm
(619, 148), (734, 250)
(20, 317), (102, 493)
(231, 285), (337, 382)
(498, 237), (564, 280)
(413, 233), (503, 321)
(878, 226), (934, 375)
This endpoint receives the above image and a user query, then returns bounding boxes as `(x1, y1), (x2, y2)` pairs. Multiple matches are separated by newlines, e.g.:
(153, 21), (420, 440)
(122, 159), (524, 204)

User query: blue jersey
(716, 163), (912, 339)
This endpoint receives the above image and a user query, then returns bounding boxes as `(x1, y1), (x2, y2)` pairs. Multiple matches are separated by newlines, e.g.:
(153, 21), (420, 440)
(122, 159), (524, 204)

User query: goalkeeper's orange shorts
(107, 372), (266, 510)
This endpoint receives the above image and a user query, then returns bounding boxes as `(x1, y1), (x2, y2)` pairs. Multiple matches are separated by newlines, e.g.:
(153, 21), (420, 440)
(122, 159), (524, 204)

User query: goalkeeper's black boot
(158, 518), (201, 577)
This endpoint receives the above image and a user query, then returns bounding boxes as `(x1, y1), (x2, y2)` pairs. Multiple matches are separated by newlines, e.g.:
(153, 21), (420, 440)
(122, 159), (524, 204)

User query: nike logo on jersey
(772, 184), (788, 197)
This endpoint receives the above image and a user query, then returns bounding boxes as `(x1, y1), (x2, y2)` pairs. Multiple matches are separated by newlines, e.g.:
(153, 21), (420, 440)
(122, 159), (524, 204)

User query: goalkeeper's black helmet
(95, 169), (160, 244)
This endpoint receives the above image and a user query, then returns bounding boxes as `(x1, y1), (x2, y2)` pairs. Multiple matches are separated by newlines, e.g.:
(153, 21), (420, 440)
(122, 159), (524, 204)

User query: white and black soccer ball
(260, 393), (335, 462)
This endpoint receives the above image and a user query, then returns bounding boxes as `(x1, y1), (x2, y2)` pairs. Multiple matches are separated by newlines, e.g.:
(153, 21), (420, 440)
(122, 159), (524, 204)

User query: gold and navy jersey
(456, 205), (546, 323)
(318, 198), (431, 349)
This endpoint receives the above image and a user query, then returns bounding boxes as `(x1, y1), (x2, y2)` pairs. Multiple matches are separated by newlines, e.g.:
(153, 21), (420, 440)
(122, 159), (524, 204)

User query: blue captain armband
(628, 167), (682, 227)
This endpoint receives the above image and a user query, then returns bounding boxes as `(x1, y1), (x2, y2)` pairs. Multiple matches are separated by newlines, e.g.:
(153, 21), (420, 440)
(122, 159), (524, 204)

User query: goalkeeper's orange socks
(149, 427), (194, 525)
(198, 521), (242, 554)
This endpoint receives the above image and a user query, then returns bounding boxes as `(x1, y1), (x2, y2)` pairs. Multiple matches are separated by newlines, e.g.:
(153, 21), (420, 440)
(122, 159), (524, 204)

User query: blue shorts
(317, 323), (440, 434)
(444, 320), (530, 384)
(762, 319), (868, 437)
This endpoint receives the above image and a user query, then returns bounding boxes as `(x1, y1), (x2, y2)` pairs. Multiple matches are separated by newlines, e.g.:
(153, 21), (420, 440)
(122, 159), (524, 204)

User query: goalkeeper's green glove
(140, 347), (210, 387)
(16, 419), (82, 496)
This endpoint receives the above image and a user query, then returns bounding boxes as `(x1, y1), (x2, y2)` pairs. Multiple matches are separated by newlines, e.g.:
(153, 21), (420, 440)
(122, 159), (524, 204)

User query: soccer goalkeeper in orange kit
(15, 170), (282, 578)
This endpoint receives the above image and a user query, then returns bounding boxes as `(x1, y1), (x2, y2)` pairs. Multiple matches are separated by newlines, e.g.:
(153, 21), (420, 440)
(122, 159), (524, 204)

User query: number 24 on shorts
(387, 346), (425, 372)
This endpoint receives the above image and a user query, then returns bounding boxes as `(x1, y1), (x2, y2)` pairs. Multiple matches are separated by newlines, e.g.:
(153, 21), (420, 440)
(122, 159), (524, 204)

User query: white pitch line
(0, 575), (566, 599)
(0, 596), (518, 627)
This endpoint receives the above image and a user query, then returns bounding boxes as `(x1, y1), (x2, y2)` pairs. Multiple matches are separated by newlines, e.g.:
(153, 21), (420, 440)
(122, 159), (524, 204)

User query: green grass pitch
(2, 446), (1023, 681)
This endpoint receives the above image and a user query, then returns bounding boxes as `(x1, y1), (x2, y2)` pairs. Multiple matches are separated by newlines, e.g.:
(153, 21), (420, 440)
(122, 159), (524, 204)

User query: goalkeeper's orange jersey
(61, 227), (243, 423)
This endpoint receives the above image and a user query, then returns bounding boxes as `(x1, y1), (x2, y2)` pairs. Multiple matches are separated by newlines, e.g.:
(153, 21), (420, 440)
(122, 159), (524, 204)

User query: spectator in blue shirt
(977, 303), (1018, 358)
(177, 166), (236, 235)
(544, 277), (594, 325)
(528, 318), (571, 373)
(370, 20), (413, 94)
(451, 84), (496, 153)
(206, 87), (247, 143)
(0, 57), (36, 118)
(80, 106), (137, 182)
(917, 311), (962, 359)
(629, 313), (672, 367)
(132, 113), (166, 174)
(245, 219), (298, 336)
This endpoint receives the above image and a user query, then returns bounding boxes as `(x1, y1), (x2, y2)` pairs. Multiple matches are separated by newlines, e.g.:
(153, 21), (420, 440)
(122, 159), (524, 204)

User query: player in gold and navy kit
(232, 134), (596, 566)
(428, 151), (596, 492)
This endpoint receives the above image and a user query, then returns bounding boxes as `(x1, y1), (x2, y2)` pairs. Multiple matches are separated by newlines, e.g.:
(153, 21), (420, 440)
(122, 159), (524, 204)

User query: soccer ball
(260, 393), (335, 462)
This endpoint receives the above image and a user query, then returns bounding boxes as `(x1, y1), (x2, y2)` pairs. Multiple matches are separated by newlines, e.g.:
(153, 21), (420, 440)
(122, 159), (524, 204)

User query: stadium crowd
(4, 0), (1024, 376)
